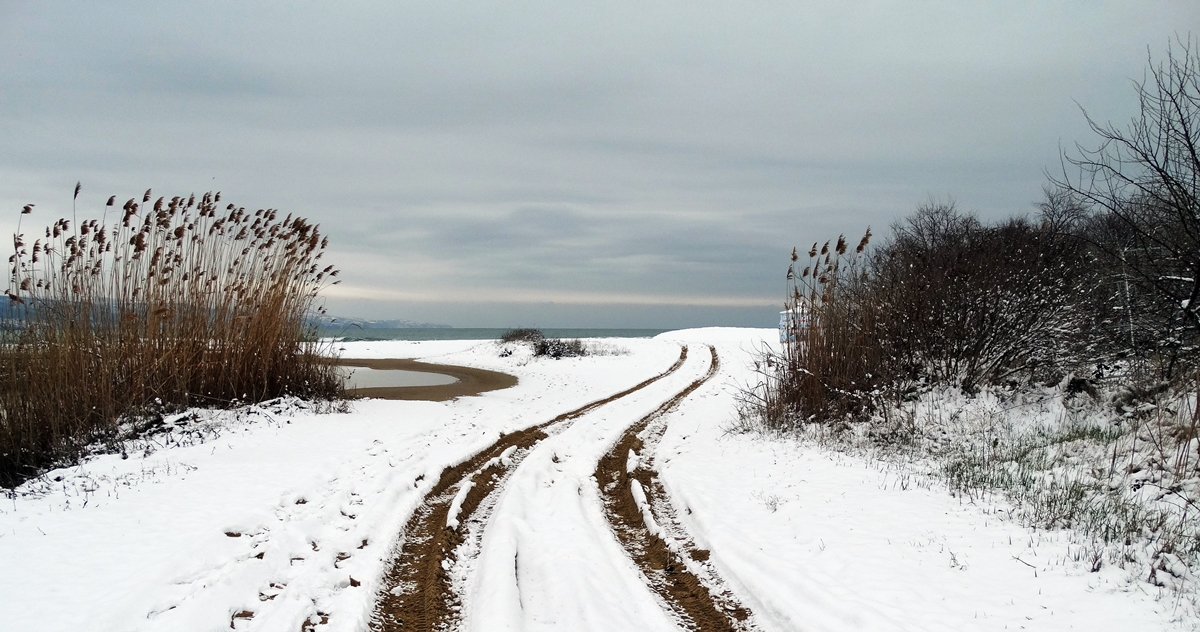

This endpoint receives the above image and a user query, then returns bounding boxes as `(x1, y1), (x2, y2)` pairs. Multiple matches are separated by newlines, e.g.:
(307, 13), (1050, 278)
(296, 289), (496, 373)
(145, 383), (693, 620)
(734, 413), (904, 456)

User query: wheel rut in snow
(370, 345), (689, 632)
(596, 345), (753, 632)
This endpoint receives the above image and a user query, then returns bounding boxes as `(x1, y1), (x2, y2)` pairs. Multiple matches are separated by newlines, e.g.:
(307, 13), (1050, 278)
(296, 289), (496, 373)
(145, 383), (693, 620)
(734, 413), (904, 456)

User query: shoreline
(334, 358), (518, 401)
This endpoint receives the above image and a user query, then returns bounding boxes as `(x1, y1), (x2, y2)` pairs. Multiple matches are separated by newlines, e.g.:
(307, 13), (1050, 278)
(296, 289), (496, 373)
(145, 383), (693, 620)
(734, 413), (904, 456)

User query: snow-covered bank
(657, 329), (1182, 631)
(1, 329), (1189, 631)
(0, 338), (679, 631)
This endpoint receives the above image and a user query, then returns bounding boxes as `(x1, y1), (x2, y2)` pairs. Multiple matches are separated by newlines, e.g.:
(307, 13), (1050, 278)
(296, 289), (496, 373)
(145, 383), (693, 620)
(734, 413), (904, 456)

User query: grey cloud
(2, 1), (1197, 326)
(106, 54), (288, 98)
(336, 203), (821, 299)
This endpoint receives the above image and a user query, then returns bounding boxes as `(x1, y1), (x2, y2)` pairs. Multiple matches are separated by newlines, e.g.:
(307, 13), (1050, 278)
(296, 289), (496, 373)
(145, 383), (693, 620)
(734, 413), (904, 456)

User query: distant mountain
(2, 305), (453, 330)
(311, 314), (452, 330)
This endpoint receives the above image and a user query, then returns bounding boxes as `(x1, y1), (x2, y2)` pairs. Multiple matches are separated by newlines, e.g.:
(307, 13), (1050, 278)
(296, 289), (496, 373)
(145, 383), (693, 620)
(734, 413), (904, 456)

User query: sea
(318, 327), (671, 342)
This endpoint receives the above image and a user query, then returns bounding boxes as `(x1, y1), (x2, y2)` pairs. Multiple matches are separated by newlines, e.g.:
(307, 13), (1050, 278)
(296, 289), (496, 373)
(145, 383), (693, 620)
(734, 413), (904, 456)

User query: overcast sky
(1, 2), (1195, 327)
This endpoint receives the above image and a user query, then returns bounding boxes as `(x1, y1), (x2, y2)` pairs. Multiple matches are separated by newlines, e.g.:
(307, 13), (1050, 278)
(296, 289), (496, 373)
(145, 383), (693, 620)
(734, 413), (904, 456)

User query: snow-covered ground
(0, 329), (1186, 631)
(657, 330), (1181, 631)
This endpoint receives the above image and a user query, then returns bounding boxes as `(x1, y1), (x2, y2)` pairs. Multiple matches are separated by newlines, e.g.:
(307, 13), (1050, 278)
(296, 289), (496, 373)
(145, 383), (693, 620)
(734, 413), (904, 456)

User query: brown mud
(335, 358), (518, 401)
(595, 345), (753, 631)
(370, 346), (689, 632)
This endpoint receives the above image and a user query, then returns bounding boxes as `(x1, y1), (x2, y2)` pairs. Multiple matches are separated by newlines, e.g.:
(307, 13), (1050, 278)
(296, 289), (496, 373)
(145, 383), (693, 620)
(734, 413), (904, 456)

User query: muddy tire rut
(595, 345), (754, 631)
(371, 345), (689, 632)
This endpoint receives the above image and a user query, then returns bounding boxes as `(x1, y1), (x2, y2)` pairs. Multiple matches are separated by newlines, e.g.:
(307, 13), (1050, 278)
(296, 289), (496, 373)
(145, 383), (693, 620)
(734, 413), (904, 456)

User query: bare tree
(1052, 37), (1200, 377)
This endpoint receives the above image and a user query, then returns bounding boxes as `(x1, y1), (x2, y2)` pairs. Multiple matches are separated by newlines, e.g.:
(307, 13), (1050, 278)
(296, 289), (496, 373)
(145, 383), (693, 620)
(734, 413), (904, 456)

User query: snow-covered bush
(870, 203), (1095, 391)
(534, 337), (586, 358)
(750, 202), (1095, 431)
(499, 328), (545, 344)
(497, 328), (592, 359)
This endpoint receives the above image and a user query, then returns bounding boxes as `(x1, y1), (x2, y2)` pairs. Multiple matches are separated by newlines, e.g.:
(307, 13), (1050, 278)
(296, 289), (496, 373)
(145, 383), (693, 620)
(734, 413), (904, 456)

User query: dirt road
(367, 344), (755, 631)
(370, 347), (690, 631)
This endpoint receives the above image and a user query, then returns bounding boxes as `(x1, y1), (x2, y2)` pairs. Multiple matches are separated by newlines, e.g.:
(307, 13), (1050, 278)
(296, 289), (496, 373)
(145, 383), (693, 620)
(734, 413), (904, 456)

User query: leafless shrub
(737, 38), (1200, 606)
(748, 201), (1095, 431)
(498, 328), (588, 359)
(872, 202), (1095, 392)
(500, 328), (545, 344)
(535, 338), (586, 358)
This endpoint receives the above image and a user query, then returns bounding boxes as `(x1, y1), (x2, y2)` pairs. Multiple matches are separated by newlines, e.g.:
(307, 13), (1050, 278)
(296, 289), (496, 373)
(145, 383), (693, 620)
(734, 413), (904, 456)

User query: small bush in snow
(534, 338), (586, 359)
(499, 328), (545, 344)
(497, 328), (600, 360)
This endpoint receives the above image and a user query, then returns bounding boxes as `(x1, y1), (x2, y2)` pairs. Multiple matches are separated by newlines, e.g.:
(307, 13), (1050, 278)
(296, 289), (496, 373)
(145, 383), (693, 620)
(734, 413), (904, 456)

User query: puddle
(341, 367), (459, 390)
(330, 358), (515, 401)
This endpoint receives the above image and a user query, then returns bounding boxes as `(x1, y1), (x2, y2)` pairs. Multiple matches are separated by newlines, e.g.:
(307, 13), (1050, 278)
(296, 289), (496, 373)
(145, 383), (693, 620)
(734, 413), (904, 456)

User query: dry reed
(1, 189), (343, 486)
(747, 229), (881, 427)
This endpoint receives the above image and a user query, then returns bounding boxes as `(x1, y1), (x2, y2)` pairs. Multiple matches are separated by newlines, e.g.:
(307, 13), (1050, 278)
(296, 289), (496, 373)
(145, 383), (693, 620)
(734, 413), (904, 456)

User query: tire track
(370, 345), (689, 632)
(595, 345), (754, 631)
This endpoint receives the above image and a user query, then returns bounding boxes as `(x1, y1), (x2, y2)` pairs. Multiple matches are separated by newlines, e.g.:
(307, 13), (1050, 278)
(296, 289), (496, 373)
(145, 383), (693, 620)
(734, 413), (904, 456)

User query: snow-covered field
(0, 329), (1186, 631)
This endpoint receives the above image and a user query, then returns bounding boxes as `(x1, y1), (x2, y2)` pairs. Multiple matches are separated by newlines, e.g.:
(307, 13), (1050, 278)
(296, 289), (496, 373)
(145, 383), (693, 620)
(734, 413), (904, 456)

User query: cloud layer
(1, 1), (1195, 326)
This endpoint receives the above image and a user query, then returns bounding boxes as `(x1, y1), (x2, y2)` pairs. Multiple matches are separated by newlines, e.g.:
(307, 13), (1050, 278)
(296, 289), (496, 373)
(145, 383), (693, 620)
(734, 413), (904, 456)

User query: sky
(1, 2), (1196, 328)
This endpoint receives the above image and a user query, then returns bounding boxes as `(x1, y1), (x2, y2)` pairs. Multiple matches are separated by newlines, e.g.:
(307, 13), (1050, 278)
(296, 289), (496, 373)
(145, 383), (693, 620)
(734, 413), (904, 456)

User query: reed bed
(1, 188), (343, 486)
(752, 231), (881, 427)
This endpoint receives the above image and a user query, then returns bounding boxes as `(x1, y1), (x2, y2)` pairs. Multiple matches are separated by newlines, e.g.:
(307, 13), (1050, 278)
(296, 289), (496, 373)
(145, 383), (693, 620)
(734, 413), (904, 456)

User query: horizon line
(323, 284), (782, 308)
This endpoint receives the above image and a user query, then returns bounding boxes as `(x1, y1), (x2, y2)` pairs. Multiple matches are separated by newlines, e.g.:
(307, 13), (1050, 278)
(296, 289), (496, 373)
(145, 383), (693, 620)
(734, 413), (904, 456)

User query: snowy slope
(0, 330), (1188, 631)
(0, 338), (680, 632)
(655, 329), (1179, 631)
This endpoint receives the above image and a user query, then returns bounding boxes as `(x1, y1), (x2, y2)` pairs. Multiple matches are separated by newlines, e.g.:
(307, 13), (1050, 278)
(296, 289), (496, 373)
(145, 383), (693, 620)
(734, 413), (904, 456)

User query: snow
(0, 330), (1188, 631)
(464, 342), (717, 631)
(655, 333), (1181, 631)
(447, 481), (476, 531)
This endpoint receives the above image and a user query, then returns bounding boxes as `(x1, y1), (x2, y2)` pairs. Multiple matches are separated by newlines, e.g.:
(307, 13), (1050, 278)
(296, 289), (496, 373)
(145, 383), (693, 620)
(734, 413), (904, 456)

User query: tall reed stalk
(746, 230), (879, 428)
(0, 189), (343, 486)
